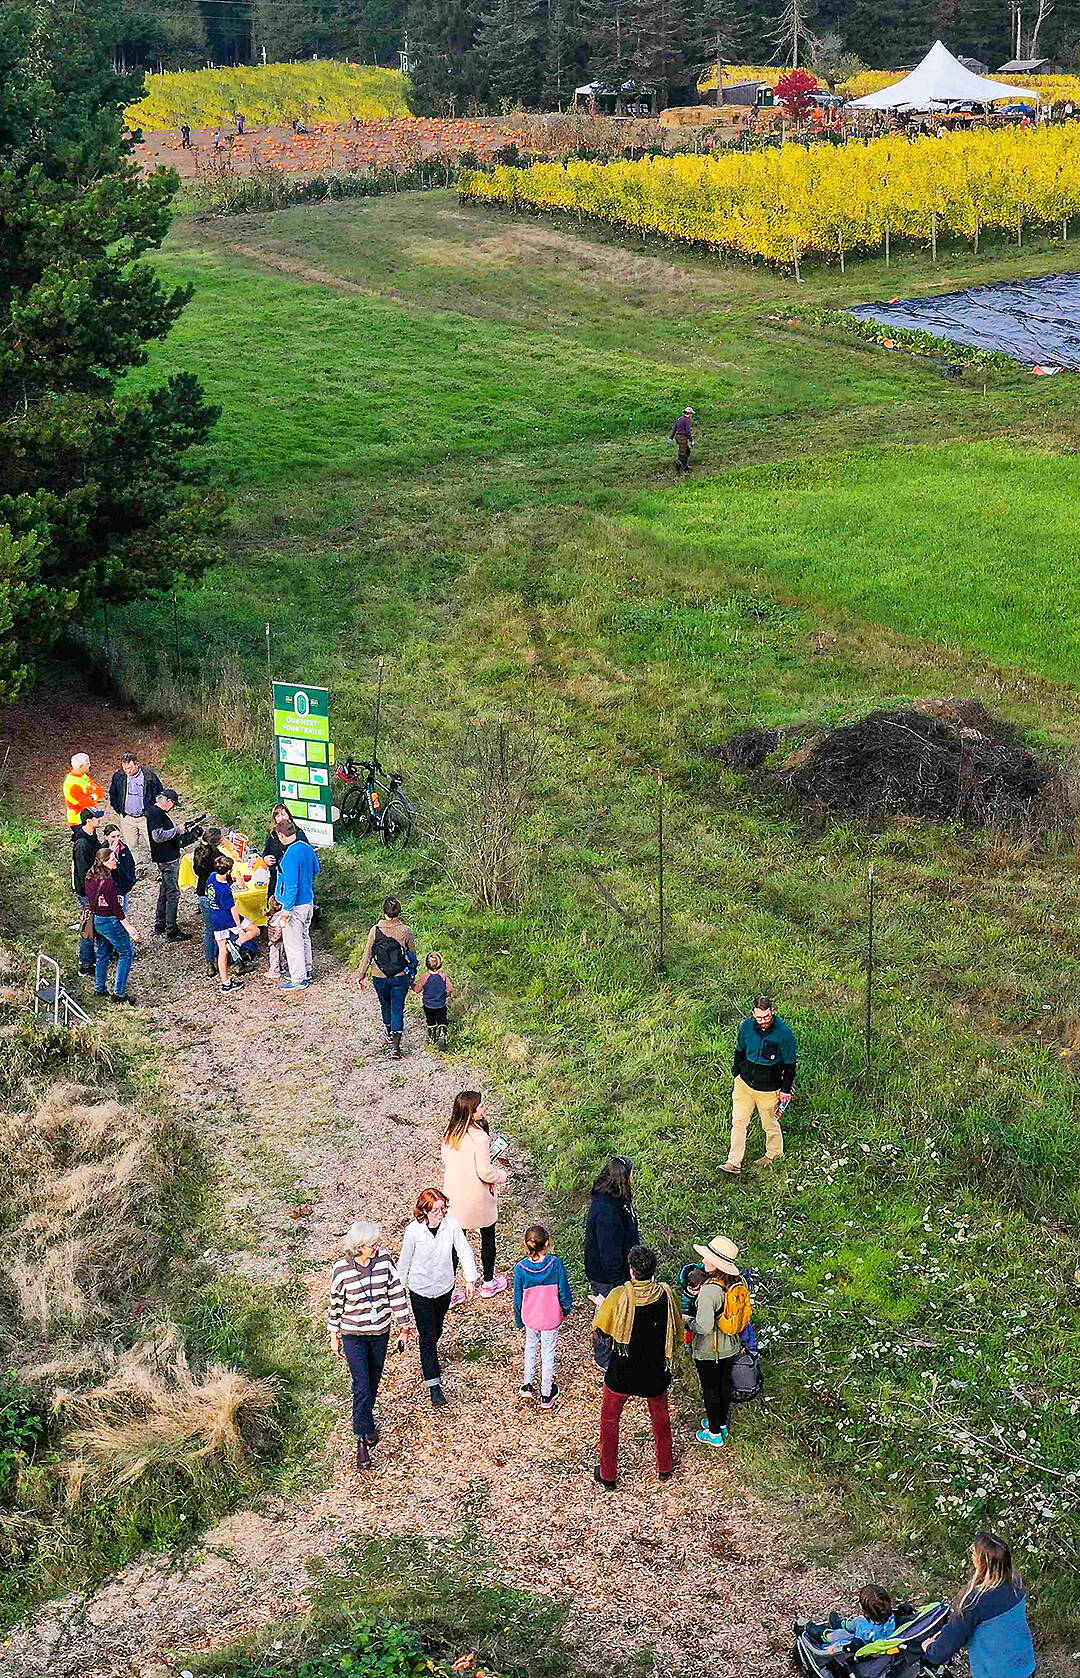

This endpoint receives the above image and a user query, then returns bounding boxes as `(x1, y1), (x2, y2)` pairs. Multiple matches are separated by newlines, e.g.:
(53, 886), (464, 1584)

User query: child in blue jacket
(514, 1225), (572, 1410)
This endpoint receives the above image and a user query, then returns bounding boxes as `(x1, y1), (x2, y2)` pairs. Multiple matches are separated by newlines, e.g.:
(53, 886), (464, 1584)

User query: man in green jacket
(722, 994), (797, 1175)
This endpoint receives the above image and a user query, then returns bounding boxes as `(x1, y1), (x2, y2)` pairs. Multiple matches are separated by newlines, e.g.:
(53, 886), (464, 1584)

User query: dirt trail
(1, 687), (883, 1678)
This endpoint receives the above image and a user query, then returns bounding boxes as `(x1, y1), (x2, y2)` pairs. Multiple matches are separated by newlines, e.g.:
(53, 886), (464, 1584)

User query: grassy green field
(102, 191), (1080, 1632)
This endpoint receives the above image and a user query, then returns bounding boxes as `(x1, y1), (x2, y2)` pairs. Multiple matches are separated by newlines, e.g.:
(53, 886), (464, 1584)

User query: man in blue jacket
(277, 821), (320, 992)
(722, 994), (797, 1175)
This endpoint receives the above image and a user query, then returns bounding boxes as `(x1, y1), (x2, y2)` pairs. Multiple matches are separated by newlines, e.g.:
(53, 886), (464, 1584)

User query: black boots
(390, 1032), (403, 1060)
(356, 1439), (372, 1471)
(430, 1382), (447, 1406)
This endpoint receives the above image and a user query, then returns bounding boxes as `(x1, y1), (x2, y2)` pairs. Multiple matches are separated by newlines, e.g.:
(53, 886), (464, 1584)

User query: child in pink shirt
(514, 1224), (573, 1409)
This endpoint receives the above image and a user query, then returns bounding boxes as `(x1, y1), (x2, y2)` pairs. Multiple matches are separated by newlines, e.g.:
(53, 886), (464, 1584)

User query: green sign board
(273, 680), (334, 847)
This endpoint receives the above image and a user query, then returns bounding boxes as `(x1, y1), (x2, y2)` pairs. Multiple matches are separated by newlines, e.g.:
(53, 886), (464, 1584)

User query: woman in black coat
(585, 1155), (641, 1370)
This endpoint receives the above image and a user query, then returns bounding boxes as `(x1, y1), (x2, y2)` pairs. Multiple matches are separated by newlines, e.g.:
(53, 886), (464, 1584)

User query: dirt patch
(716, 700), (1053, 827)
(414, 217), (705, 292)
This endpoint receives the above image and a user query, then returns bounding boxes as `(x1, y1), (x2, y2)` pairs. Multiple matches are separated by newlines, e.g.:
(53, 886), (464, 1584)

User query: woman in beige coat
(441, 1089), (511, 1297)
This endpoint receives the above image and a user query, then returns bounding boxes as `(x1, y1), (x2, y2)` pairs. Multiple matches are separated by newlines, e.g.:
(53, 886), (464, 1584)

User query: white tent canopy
(847, 41), (1038, 109)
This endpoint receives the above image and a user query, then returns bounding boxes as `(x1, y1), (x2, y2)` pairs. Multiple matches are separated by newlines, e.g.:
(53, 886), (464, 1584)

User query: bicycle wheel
(381, 796), (414, 849)
(338, 785), (374, 835)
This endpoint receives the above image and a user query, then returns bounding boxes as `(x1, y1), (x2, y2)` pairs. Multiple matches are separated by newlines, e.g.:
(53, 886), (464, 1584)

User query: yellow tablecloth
(178, 842), (270, 926)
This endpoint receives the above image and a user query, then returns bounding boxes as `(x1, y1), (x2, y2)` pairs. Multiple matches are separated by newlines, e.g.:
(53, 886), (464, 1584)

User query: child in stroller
(794, 1597), (950, 1678)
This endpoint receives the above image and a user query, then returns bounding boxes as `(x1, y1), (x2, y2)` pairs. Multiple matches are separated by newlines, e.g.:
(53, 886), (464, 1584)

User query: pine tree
(542, 0), (584, 107)
(407, 0), (486, 111)
(0, 0), (220, 706)
(475, 0), (543, 104)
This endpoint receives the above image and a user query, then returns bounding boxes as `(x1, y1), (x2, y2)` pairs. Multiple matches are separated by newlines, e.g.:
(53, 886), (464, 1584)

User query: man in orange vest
(63, 753), (106, 831)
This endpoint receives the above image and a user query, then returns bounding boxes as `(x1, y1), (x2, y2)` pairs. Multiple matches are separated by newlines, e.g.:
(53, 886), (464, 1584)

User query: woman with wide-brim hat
(690, 1235), (753, 1449)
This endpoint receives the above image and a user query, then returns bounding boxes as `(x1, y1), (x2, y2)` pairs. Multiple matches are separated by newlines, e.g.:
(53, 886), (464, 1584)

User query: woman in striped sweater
(328, 1220), (412, 1471)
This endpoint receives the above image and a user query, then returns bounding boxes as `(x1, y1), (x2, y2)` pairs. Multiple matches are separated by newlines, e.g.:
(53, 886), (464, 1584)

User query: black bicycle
(334, 756), (414, 847)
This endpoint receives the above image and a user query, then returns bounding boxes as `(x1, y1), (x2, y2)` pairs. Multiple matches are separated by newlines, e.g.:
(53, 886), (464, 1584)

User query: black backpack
(373, 927), (410, 978)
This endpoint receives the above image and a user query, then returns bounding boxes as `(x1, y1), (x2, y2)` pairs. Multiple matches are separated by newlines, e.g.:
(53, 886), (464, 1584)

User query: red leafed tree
(774, 69), (820, 122)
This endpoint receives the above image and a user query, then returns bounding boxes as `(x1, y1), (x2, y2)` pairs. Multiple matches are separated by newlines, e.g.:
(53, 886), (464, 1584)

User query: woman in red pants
(592, 1245), (682, 1488)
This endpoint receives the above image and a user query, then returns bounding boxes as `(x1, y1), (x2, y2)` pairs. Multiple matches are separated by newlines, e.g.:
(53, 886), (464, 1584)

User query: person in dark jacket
(585, 1155), (641, 1372)
(670, 407), (694, 473)
(102, 823), (137, 908)
(108, 754), (163, 865)
(924, 1534), (1035, 1678)
(72, 808), (106, 974)
(722, 993), (797, 1175)
(146, 789), (200, 941)
(593, 1245), (681, 1489)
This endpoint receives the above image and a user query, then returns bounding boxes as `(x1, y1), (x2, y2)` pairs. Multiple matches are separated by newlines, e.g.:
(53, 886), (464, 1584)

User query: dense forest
(119, 0), (1080, 110)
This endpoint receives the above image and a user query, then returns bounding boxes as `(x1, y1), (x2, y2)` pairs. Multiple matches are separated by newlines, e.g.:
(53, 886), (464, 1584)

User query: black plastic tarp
(852, 271), (1080, 367)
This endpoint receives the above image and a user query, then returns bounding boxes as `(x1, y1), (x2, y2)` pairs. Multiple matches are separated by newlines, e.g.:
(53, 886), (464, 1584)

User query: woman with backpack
(690, 1233), (752, 1449)
(585, 1156), (641, 1371)
(356, 896), (417, 1059)
(441, 1090), (511, 1295)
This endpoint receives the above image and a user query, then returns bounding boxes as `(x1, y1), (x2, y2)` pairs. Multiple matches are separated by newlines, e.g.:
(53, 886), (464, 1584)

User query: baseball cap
(80, 807), (105, 824)
(160, 788), (182, 805)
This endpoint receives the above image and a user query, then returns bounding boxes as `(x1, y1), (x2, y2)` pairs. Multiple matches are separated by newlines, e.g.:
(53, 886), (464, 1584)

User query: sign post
(273, 681), (335, 848)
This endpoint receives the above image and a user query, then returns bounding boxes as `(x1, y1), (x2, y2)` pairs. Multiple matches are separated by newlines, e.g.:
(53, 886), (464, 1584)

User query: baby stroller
(794, 1602), (951, 1678)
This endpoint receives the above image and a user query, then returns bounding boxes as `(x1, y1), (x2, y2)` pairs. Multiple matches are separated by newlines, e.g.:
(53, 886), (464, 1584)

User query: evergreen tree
(0, 0), (220, 707)
(407, 0), (486, 110)
(475, 0), (543, 103)
(542, 0), (584, 106)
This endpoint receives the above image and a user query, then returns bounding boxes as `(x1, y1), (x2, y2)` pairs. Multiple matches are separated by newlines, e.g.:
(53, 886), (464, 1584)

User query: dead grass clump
(53, 1325), (277, 1501)
(0, 1081), (176, 1338)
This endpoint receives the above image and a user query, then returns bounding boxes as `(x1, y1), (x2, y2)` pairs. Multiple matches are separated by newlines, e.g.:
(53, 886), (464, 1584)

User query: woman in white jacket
(397, 1188), (480, 1406)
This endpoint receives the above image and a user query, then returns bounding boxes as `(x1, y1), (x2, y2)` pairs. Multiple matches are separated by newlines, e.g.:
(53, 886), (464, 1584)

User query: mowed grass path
(634, 440), (1080, 686)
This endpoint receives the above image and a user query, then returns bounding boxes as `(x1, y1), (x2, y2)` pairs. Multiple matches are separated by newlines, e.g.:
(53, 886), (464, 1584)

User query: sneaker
(430, 1383), (448, 1407)
(449, 1287), (468, 1307)
(94, 988), (108, 997)
(165, 930), (191, 942)
(540, 1384), (560, 1409)
(696, 1427), (727, 1448)
(79, 967), (96, 978)
(720, 1163), (741, 1176)
(220, 979), (244, 992)
(480, 1276), (507, 1298)
(593, 1465), (616, 1490)
(753, 1155), (782, 1166)
(519, 1381), (537, 1399)
(280, 979), (311, 991)
(659, 1468), (675, 1482)
(110, 994), (135, 1005)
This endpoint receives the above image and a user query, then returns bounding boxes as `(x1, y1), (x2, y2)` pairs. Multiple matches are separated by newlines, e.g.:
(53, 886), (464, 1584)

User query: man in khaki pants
(722, 995), (797, 1176)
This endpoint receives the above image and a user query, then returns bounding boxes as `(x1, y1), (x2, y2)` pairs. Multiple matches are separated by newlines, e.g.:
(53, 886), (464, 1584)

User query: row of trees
(114, 0), (1080, 102)
(0, 0), (219, 706)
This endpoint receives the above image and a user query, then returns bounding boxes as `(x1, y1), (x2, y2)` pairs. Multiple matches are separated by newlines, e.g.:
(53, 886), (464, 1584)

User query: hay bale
(781, 706), (1048, 824)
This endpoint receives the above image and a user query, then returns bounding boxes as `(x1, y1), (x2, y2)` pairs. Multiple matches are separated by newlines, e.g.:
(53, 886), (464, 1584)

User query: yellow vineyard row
(460, 125), (1080, 265)
(126, 62), (412, 129)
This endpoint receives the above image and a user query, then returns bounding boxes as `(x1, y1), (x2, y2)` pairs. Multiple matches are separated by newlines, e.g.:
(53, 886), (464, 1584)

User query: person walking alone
(689, 1234), (752, 1448)
(328, 1220), (411, 1471)
(396, 1188), (478, 1407)
(722, 994), (797, 1176)
(441, 1090), (511, 1295)
(108, 753), (162, 866)
(585, 1155), (640, 1371)
(276, 821), (319, 992)
(84, 847), (141, 1004)
(594, 1245), (681, 1489)
(356, 896), (416, 1057)
(670, 407), (694, 474)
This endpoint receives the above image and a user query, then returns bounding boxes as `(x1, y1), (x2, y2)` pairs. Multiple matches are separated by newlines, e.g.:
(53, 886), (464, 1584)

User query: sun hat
(692, 1234), (741, 1275)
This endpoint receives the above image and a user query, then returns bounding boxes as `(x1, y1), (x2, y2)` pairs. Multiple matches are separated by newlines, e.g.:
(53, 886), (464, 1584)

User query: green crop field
(107, 191), (1080, 1633)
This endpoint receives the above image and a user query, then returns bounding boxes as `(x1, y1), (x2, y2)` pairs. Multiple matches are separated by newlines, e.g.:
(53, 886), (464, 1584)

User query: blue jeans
(94, 916), (133, 997)
(199, 894), (215, 964)
(342, 1331), (389, 1439)
(372, 975), (410, 1034)
(78, 896), (95, 971)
